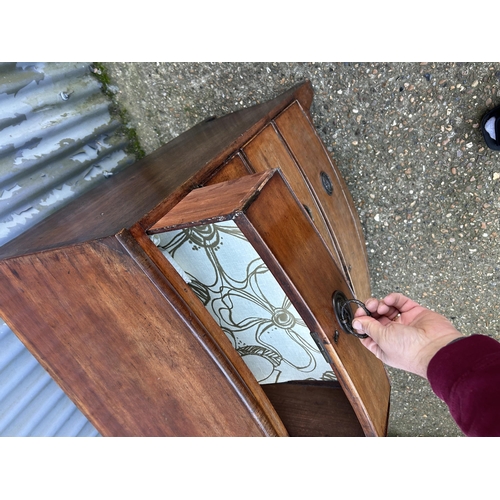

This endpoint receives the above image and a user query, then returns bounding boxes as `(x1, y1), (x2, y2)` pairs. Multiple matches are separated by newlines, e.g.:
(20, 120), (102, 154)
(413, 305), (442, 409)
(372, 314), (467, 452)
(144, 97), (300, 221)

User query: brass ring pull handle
(341, 299), (371, 339)
(333, 291), (370, 339)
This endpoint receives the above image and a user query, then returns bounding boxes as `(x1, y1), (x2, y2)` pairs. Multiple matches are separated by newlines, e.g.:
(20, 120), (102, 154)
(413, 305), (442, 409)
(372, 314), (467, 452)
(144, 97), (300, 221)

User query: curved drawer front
(242, 124), (344, 278)
(273, 102), (371, 301)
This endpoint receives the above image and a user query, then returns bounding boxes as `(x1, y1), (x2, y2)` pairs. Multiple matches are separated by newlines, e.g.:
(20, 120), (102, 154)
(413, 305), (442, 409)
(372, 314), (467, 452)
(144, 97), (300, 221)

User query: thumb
(352, 316), (385, 342)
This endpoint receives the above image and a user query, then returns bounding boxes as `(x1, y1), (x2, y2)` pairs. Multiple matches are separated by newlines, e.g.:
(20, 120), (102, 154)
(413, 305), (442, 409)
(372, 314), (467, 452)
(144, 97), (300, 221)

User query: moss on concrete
(90, 63), (145, 160)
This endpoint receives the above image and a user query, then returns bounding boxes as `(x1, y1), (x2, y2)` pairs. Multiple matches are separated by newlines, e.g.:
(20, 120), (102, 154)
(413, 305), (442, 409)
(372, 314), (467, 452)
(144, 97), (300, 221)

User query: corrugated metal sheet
(0, 62), (137, 436)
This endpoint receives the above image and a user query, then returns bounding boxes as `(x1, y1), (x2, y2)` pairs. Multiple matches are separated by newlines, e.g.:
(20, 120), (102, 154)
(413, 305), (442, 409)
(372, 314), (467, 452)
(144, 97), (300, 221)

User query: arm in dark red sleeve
(427, 334), (500, 437)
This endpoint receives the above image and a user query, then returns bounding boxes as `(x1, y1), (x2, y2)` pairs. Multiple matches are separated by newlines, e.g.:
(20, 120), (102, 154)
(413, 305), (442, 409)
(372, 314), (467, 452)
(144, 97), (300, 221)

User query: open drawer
(146, 170), (390, 436)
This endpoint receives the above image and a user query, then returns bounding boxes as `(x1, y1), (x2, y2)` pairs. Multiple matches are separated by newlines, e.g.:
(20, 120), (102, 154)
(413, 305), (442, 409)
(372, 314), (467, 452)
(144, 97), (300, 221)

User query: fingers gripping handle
(333, 290), (371, 339)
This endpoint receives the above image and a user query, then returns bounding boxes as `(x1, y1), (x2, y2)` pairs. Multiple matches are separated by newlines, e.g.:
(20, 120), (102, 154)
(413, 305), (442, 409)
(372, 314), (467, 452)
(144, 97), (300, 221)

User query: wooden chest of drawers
(0, 81), (390, 436)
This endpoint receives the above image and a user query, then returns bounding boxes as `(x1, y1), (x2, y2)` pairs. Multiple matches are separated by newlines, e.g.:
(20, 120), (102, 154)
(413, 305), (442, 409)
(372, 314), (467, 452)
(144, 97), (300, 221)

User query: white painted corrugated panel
(0, 62), (137, 436)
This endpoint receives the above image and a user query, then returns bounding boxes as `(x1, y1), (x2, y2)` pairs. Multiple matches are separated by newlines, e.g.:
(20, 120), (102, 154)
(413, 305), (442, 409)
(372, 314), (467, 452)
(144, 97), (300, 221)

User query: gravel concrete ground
(103, 62), (500, 437)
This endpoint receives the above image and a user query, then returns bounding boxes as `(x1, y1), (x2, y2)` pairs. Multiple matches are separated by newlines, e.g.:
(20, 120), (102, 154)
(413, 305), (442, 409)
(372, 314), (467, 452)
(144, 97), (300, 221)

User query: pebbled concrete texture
(103, 62), (500, 437)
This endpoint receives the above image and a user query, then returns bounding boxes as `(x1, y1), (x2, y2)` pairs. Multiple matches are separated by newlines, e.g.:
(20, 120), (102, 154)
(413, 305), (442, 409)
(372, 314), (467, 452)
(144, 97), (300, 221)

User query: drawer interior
(150, 219), (336, 386)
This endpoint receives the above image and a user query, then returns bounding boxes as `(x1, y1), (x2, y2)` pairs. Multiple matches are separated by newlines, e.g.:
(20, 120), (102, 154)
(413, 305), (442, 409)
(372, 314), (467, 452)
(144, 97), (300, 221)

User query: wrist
(421, 332), (464, 379)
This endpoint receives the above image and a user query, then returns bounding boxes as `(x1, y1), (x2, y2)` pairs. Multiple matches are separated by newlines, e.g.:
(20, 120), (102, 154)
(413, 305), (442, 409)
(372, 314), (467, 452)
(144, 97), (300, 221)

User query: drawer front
(242, 124), (344, 274)
(274, 102), (371, 301)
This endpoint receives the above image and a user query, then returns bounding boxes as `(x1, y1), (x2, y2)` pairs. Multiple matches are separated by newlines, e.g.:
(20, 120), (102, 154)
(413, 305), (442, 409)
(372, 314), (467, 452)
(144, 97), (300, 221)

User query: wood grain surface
(262, 381), (365, 437)
(0, 236), (286, 436)
(243, 123), (344, 275)
(274, 102), (372, 302)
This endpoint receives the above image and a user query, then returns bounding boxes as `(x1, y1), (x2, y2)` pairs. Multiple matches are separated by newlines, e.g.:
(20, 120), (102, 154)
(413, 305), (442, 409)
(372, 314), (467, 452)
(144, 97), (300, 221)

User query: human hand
(352, 293), (463, 379)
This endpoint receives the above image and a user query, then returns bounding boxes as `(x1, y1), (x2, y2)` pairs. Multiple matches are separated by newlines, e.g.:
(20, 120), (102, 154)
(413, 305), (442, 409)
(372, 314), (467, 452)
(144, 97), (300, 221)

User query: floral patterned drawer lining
(150, 221), (336, 384)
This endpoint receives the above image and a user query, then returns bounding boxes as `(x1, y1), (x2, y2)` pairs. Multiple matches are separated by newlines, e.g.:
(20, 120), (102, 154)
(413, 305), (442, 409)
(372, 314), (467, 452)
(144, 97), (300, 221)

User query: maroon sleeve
(427, 334), (500, 436)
